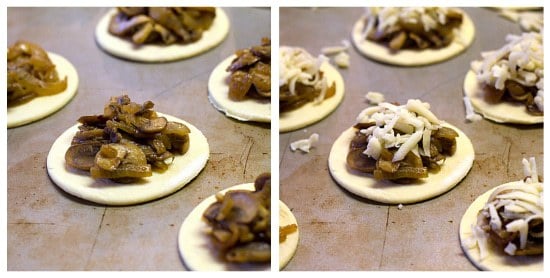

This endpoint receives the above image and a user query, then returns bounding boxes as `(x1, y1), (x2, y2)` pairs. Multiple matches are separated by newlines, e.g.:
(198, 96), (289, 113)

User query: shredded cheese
(365, 91), (385, 105)
(355, 99), (446, 164)
(362, 7), (465, 43)
(471, 32), (543, 112)
(280, 46), (329, 104)
(463, 96), (482, 122)
(290, 133), (319, 153)
(472, 157), (543, 258)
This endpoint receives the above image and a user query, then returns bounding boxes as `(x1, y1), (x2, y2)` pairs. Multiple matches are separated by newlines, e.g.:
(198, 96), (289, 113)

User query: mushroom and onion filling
(226, 38), (271, 101)
(7, 41), (67, 107)
(65, 95), (191, 182)
(347, 99), (458, 183)
(471, 32), (543, 115)
(203, 173), (271, 263)
(279, 46), (335, 112)
(471, 158), (543, 259)
(108, 7), (216, 45)
(361, 7), (464, 51)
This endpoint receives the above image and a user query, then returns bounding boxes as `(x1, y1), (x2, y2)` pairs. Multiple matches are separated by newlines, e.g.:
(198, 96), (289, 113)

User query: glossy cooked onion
(7, 40), (67, 107)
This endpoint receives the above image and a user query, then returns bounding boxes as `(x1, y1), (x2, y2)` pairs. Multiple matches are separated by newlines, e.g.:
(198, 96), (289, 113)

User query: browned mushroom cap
(65, 142), (103, 171)
(225, 242), (271, 263)
(133, 116), (168, 134)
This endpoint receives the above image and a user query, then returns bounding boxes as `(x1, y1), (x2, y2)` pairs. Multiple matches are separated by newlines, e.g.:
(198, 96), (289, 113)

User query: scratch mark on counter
(279, 135), (293, 167)
(503, 139), (512, 177)
(240, 136), (254, 177)
(378, 207), (390, 270)
(85, 207), (106, 269)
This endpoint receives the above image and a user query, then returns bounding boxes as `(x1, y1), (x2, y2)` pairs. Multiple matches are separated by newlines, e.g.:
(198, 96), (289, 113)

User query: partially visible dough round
(95, 8), (230, 62)
(178, 183), (271, 271)
(279, 62), (345, 132)
(463, 70), (543, 124)
(46, 113), (209, 206)
(279, 200), (299, 270)
(459, 183), (543, 271)
(328, 123), (474, 204)
(8, 52), (78, 128)
(208, 55), (271, 122)
(351, 10), (475, 66)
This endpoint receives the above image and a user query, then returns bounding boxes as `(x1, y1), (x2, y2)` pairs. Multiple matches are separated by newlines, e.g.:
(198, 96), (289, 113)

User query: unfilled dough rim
(95, 8), (230, 62)
(328, 123), (474, 204)
(46, 113), (209, 206)
(178, 183), (271, 271)
(458, 182), (543, 271)
(279, 62), (345, 133)
(7, 52), (79, 128)
(279, 200), (299, 270)
(351, 9), (475, 66)
(207, 55), (271, 122)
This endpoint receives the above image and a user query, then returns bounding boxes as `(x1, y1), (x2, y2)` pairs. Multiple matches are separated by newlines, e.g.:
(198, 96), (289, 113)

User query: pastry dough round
(8, 52), (78, 128)
(279, 200), (299, 270)
(328, 123), (474, 204)
(351, 10), (475, 66)
(279, 62), (345, 132)
(459, 182), (543, 271)
(95, 8), (230, 62)
(463, 70), (543, 124)
(46, 113), (209, 205)
(207, 55), (271, 122)
(178, 183), (270, 271)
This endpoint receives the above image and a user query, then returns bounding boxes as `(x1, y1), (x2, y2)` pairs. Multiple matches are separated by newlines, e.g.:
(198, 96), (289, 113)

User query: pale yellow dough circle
(95, 8), (230, 62)
(46, 113), (209, 205)
(178, 183), (270, 271)
(463, 70), (543, 124)
(7, 52), (78, 128)
(279, 200), (299, 270)
(279, 62), (345, 132)
(328, 123), (474, 204)
(459, 182), (543, 271)
(351, 10), (475, 66)
(207, 55), (271, 122)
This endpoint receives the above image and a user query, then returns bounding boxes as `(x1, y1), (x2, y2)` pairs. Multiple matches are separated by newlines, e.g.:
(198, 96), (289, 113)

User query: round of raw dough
(279, 62), (345, 132)
(8, 52), (78, 128)
(208, 55), (271, 122)
(178, 183), (271, 271)
(459, 182), (543, 271)
(351, 10), (475, 66)
(463, 70), (543, 124)
(95, 8), (230, 62)
(46, 113), (209, 205)
(279, 200), (299, 270)
(328, 123), (474, 204)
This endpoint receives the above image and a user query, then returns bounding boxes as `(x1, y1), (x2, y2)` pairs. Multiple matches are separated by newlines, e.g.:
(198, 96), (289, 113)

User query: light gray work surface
(279, 7), (543, 271)
(7, 7), (271, 270)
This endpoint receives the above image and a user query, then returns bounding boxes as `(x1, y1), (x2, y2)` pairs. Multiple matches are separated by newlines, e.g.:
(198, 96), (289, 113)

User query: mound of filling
(7, 41), (68, 107)
(361, 7), (464, 51)
(472, 157), (543, 259)
(108, 7), (216, 45)
(203, 173), (271, 263)
(471, 32), (543, 115)
(347, 98), (458, 183)
(226, 38), (271, 101)
(279, 224), (297, 243)
(279, 46), (336, 112)
(64, 95), (191, 182)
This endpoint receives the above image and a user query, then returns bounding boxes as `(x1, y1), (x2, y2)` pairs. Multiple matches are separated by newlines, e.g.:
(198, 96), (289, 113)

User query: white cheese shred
(290, 133), (319, 153)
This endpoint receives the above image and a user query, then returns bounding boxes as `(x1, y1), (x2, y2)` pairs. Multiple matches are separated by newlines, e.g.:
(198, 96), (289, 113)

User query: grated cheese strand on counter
(280, 46), (329, 104)
(290, 133), (319, 153)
